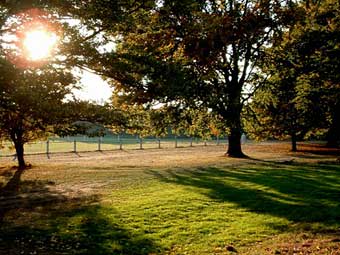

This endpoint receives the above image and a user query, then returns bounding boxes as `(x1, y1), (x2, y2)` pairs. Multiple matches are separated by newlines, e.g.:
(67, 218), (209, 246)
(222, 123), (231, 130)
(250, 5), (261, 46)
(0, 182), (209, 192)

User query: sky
(1, 12), (114, 104)
(73, 71), (113, 104)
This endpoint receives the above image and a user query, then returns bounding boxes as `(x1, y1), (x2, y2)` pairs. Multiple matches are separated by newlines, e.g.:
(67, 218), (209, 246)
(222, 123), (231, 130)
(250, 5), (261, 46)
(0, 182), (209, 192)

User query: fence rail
(0, 136), (242, 158)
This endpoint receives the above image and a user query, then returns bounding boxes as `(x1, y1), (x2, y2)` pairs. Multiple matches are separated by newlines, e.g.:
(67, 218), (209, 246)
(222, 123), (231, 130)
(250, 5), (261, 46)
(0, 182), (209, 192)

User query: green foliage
(112, 100), (227, 139)
(0, 58), (76, 167)
(0, 1), (80, 141)
(245, 0), (340, 148)
(74, 0), (296, 156)
(57, 101), (128, 137)
(0, 59), (75, 142)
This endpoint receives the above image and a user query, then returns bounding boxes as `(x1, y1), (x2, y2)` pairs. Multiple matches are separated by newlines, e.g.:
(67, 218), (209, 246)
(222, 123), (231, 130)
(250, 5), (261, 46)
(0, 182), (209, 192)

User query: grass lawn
(0, 143), (339, 254)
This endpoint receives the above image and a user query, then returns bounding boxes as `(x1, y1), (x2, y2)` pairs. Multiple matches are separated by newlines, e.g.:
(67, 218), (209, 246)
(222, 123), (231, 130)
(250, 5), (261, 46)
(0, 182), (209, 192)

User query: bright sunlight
(23, 29), (58, 60)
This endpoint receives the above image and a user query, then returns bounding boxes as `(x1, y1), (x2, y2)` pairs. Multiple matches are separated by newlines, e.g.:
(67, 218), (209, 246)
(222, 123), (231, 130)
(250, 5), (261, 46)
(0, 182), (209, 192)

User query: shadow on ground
(0, 168), (160, 255)
(296, 144), (340, 156)
(0, 167), (69, 223)
(150, 161), (340, 227)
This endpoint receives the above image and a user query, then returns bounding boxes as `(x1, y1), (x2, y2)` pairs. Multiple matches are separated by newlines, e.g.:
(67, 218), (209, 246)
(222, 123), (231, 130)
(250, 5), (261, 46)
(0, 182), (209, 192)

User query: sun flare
(23, 29), (58, 61)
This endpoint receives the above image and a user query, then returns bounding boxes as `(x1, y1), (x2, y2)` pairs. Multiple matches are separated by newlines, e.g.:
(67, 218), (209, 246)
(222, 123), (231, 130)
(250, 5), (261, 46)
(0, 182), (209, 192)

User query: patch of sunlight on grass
(106, 181), (291, 254)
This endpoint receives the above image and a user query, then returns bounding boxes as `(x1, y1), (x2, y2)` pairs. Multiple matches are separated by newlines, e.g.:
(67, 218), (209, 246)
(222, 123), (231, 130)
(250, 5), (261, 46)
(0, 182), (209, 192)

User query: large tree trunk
(224, 74), (246, 158)
(326, 104), (339, 148)
(10, 129), (26, 170)
(14, 141), (26, 170)
(226, 101), (246, 157)
(326, 126), (339, 148)
(227, 127), (245, 157)
(291, 132), (297, 152)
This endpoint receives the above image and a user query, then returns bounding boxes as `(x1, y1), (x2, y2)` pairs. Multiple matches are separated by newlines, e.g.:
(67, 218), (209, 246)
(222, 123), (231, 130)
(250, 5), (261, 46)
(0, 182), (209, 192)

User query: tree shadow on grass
(0, 168), (160, 255)
(0, 204), (160, 255)
(149, 162), (340, 227)
(0, 167), (71, 224)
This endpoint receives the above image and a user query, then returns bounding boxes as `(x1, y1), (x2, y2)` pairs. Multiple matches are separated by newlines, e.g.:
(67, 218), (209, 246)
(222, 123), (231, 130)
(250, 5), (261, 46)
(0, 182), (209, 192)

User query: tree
(297, 0), (340, 147)
(0, 1), (82, 169)
(55, 101), (128, 138)
(1, 0), (148, 169)
(165, 107), (227, 140)
(244, 73), (325, 151)
(245, 0), (340, 150)
(111, 98), (226, 140)
(76, 0), (295, 157)
(0, 60), (75, 169)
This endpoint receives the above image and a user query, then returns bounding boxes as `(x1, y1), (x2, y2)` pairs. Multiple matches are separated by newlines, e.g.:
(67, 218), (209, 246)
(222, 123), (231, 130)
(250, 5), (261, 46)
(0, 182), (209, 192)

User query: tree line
(0, 0), (339, 169)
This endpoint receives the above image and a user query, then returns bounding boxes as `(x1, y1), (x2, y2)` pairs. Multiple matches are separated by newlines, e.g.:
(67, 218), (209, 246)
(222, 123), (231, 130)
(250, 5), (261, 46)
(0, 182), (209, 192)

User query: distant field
(0, 136), (227, 156)
(1, 143), (339, 254)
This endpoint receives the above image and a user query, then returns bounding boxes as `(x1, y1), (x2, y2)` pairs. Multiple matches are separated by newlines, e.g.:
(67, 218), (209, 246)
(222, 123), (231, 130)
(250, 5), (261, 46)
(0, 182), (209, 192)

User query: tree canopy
(1, 0), (339, 167)
(0, 59), (75, 168)
(0, 1), (78, 168)
(245, 0), (340, 150)
(72, 0), (296, 157)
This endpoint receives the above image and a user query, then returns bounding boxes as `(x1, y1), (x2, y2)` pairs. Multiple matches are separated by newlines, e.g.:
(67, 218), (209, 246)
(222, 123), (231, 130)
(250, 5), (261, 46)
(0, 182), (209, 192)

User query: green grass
(1, 152), (340, 254)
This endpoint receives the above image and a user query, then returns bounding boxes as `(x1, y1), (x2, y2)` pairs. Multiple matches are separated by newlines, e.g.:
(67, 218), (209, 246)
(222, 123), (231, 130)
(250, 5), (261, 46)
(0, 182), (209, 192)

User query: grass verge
(0, 144), (339, 254)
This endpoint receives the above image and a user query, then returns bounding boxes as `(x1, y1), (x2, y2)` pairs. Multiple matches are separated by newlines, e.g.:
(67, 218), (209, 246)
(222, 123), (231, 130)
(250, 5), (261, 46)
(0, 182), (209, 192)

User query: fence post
(216, 136), (220, 145)
(46, 140), (50, 158)
(139, 137), (143, 149)
(175, 136), (178, 148)
(241, 133), (247, 144)
(98, 137), (101, 151)
(190, 137), (193, 147)
(73, 140), (77, 153)
(119, 137), (123, 150)
(158, 138), (161, 149)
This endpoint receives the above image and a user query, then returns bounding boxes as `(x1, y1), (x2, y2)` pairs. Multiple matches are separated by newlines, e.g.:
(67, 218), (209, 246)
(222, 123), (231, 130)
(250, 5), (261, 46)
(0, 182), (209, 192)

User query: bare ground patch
(241, 232), (340, 255)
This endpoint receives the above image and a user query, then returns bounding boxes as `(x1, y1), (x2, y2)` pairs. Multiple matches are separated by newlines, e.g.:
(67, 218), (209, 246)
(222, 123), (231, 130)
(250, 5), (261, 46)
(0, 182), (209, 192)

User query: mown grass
(0, 146), (339, 254)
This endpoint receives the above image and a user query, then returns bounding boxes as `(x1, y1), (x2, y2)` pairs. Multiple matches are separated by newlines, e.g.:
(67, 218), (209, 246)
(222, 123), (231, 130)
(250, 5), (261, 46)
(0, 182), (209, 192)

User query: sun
(23, 29), (58, 61)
